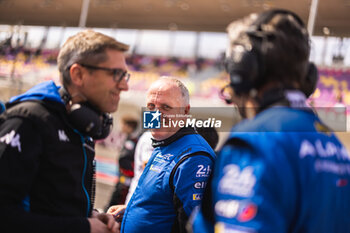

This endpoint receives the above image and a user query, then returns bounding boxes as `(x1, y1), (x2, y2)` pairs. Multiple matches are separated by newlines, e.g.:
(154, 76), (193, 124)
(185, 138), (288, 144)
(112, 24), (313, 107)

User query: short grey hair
(57, 29), (129, 87)
(159, 77), (190, 106)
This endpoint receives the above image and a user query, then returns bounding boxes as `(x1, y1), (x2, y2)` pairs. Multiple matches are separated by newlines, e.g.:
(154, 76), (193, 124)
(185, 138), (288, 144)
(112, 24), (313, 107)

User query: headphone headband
(58, 86), (71, 105)
(251, 9), (305, 30)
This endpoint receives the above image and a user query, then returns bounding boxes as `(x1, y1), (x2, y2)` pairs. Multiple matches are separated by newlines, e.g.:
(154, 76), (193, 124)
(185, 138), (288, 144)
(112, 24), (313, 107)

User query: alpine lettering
(299, 139), (349, 161)
(0, 130), (22, 152)
(58, 130), (70, 142)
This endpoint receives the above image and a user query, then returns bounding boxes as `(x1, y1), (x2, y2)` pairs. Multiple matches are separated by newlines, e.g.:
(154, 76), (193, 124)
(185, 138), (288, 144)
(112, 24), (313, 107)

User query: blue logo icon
(143, 110), (161, 129)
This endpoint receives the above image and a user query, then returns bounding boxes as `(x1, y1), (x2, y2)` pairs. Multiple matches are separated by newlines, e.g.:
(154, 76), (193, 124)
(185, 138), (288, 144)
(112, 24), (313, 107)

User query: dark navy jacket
(191, 106), (350, 233)
(122, 128), (216, 233)
(0, 81), (93, 233)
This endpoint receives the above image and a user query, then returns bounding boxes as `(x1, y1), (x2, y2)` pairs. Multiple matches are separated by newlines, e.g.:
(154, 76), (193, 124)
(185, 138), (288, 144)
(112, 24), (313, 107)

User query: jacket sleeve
(171, 154), (214, 233)
(207, 140), (297, 233)
(0, 117), (90, 233)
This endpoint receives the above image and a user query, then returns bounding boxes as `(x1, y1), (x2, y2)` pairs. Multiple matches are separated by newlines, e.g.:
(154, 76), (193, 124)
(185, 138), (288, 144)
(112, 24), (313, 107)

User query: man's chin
(105, 104), (119, 114)
(151, 130), (175, 141)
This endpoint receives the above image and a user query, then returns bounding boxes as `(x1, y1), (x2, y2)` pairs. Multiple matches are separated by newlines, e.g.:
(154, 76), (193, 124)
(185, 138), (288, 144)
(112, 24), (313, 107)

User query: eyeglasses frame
(78, 63), (130, 83)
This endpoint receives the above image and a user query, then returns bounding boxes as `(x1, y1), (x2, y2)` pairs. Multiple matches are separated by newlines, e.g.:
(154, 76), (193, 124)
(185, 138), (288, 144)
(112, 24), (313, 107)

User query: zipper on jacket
(75, 130), (91, 217)
(121, 151), (157, 232)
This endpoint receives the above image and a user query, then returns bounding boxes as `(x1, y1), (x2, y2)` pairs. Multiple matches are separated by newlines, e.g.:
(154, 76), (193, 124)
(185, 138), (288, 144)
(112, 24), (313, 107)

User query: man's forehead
(146, 84), (184, 106)
(150, 80), (178, 91)
(147, 80), (180, 96)
(147, 88), (181, 100)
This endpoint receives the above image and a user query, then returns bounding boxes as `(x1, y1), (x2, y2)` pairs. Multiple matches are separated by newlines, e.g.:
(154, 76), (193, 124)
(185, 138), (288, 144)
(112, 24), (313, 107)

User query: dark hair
(261, 13), (310, 87)
(196, 126), (219, 150)
(122, 116), (138, 131)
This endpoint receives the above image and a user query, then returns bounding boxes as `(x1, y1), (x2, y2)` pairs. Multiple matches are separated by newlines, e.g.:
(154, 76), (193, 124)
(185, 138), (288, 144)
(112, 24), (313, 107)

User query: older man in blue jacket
(108, 77), (216, 233)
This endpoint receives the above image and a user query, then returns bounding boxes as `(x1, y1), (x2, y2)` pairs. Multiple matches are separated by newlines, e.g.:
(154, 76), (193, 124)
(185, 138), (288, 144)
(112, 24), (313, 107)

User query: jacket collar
(151, 127), (196, 147)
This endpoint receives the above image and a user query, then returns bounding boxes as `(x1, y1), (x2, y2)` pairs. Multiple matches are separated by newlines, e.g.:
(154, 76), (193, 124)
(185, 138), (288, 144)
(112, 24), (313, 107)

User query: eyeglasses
(219, 84), (233, 104)
(79, 63), (130, 83)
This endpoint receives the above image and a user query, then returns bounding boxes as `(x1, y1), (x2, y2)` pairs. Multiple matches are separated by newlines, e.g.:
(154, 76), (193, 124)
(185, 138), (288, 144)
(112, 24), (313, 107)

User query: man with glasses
(0, 30), (129, 233)
(78, 64), (130, 84)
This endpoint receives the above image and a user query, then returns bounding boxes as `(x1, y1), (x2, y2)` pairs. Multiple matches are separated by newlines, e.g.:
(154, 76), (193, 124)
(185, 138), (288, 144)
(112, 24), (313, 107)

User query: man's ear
(69, 63), (84, 86)
(184, 104), (190, 114)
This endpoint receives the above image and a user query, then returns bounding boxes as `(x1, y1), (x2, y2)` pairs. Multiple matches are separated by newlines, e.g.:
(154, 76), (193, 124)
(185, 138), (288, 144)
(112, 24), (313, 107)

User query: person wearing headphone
(0, 30), (129, 233)
(189, 9), (350, 233)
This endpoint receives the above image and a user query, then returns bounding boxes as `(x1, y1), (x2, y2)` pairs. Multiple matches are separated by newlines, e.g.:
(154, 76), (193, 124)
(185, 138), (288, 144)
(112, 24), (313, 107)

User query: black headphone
(225, 9), (318, 97)
(59, 87), (113, 140)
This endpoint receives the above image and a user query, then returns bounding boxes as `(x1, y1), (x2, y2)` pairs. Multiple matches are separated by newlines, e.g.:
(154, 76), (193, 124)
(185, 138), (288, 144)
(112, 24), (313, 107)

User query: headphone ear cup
(301, 62), (318, 97)
(59, 87), (113, 139)
(94, 113), (113, 140)
(227, 47), (260, 95)
(68, 103), (102, 138)
(68, 103), (113, 140)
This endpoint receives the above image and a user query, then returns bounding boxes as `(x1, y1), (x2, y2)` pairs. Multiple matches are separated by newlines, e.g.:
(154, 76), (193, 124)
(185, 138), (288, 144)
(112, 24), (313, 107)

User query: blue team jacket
(191, 107), (350, 233)
(122, 131), (216, 233)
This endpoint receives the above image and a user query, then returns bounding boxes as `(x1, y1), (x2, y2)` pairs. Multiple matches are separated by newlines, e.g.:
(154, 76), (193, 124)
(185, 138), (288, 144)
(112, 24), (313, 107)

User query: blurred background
(0, 0), (349, 210)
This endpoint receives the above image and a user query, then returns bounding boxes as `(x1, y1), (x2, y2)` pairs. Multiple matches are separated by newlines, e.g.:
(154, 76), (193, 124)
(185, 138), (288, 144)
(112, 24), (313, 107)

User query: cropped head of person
(146, 77), (190, 140)
(222, 9), (318, 117)
(57, 30), (130, 113)
(121, 116), (139, 135)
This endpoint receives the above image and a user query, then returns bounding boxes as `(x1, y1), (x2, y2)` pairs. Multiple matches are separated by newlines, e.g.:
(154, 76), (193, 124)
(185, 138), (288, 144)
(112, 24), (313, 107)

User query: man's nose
(117, 78), (129, 91)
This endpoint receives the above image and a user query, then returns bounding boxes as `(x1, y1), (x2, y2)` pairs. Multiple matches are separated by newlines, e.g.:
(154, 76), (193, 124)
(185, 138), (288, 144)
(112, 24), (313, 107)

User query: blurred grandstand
(0, 43), (349, 139)
(0, 46), (349, 109)
(0, 0), (349, 109)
